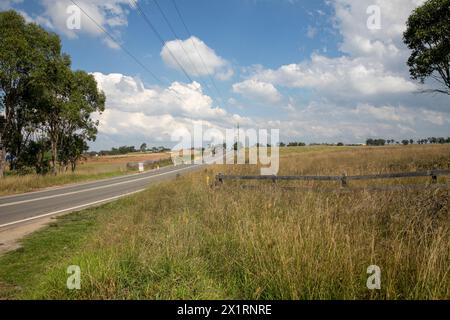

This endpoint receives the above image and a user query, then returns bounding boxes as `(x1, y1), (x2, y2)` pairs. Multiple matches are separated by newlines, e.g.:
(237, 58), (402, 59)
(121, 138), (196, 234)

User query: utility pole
(237, 122), (240, 150)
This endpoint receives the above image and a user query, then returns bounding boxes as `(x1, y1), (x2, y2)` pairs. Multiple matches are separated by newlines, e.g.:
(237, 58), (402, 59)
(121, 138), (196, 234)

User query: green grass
(0, 145), (449, 299)
(0, 209), (100, 299)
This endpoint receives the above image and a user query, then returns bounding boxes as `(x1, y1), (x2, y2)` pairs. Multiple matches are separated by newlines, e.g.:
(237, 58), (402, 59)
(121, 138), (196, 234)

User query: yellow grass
(0, 152), (171, 196)
(0, 145), (449, 299)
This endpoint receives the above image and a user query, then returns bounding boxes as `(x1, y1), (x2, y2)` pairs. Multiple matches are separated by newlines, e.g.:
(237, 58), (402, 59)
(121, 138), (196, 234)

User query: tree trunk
(0, 129), (5, 178)
(0, 145), (4, 179)
(50, 138), (58, 175)
(1, 92), (13, 178)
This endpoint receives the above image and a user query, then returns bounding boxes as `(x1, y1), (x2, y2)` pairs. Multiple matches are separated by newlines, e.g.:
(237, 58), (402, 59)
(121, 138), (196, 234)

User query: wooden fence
(215, 169), (450, 190)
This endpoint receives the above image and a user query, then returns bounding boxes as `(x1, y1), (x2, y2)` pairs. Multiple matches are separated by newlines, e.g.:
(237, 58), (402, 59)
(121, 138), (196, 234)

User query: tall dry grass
(0, 166), (131, 196)
(6, 145), (450, 299)
(0, 155), (172, 196)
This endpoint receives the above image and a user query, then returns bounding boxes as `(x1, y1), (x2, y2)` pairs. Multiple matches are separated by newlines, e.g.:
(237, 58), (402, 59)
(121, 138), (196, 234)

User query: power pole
(237, 122), (240, 150)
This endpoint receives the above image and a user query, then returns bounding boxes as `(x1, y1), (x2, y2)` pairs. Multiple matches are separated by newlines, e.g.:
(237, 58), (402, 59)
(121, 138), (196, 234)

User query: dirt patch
(0, 217), (56, 255)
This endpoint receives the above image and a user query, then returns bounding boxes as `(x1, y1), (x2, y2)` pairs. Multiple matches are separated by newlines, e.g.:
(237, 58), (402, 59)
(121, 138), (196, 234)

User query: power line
(129, 0), (195, 85)
(152, 0), (202, 79)
(151, 0), (215, 100)
(69, 0), (185, 103)
(69, 0), (161, 85)
(170, 0), (225, 101)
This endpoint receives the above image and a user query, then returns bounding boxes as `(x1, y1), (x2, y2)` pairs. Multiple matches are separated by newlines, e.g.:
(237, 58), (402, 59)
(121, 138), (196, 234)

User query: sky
(2, 0), (449, 150)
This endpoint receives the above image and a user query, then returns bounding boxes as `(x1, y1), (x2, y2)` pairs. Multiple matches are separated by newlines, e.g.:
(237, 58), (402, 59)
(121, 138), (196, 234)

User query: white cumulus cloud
(333, 0), (426, 69)
(90, 72), (251, 149)
(34, 0), (133, 48)
(93, 72), (230, 119)
(232, 79), (282, 104)
(161, 36), (233, 80)
(250, 54), (417, 97)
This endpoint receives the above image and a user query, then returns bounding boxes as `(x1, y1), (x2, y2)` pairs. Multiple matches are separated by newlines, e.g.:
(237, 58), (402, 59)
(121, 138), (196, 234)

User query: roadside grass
(0, 145), (449, 299)
(0, 209), (100, 299)
(0, 156), (173, 196)
(0, 170), (131, 197)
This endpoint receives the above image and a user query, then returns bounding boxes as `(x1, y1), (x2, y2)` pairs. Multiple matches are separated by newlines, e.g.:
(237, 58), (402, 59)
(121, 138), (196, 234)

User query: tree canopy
(0, 10), (105, 176)
(403, 0), (450, 95)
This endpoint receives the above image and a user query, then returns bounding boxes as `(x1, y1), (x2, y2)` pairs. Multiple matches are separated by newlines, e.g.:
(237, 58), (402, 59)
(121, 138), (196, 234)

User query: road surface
(0, 163), (203, 229)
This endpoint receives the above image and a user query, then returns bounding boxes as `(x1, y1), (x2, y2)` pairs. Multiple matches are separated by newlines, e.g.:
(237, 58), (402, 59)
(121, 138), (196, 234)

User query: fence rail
(215, 169), (450, 188)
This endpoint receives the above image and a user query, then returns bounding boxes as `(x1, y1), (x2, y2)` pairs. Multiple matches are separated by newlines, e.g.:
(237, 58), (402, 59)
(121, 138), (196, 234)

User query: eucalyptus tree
(0, 10), (62, 174)
(404, 0), (450, 95)
(0, 10), (105, 176)
(57, 71), (105, 172)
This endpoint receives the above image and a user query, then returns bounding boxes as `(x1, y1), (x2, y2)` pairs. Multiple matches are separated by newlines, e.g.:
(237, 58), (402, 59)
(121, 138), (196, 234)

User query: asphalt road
(0, 163), (203, 229)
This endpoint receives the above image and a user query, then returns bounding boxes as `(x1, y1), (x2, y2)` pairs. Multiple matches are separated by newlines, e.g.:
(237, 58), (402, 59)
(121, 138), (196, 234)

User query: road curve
(0, 164), (203, 229)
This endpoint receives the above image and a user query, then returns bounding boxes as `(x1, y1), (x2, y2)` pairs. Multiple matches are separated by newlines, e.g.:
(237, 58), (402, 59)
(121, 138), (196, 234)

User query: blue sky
(62, 1), (338, 74)
(2, 0), (449, 150)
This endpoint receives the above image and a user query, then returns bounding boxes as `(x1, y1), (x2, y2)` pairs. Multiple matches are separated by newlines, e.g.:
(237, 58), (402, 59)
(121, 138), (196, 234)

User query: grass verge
(0, 158), (174, 196)
(0, 145), (449, 299)
(0, 209), (100, 299)
(0, 170), (132, 196)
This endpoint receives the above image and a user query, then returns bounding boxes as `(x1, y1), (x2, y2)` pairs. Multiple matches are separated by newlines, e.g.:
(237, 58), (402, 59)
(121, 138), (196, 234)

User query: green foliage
(0, 11), (61, 171)
(366, 139), (386, 146)
(99, 145), (137, 156)
(403, 0), (450, 94)
(0, 10), (105, 176)
(287, 142), (306, 147)
(20, 139), (52, 174)
(58, 134), (88, 172)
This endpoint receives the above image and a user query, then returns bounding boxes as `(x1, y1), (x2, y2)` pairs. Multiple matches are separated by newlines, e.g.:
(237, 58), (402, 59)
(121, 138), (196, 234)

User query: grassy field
(0, 145), (449, 299)
(0, 152), (171, 196)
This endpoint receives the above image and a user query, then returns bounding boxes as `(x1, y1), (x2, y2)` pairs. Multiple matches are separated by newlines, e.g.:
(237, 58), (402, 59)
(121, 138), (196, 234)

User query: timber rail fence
(215, 169), (450, 191)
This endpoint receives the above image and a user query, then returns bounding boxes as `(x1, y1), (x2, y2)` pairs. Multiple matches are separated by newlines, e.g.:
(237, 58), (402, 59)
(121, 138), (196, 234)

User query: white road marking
(0, 153), (234, 229)
(0, 166), (161, 200)
(0, 189), (146, 229)
(0, 165), (199, 208)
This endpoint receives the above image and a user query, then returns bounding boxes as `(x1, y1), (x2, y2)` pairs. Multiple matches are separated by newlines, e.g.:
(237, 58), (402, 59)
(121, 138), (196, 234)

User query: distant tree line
(367, 137), (450, 146)
(0, 11), (105, 176)
(275, 138), (450, 148)
(287, 142), (307, 147)
(89, 144), (171, 157)
(366, 139), (388, 146)
(98, 146), (137, 156)
(278, 142), (348, 147)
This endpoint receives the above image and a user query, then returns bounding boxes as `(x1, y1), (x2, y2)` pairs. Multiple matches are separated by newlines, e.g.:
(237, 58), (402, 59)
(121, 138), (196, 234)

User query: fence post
(215, 173), (224, 186)
(341, 173), (348, 188)
(431, 171), (438, 184)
